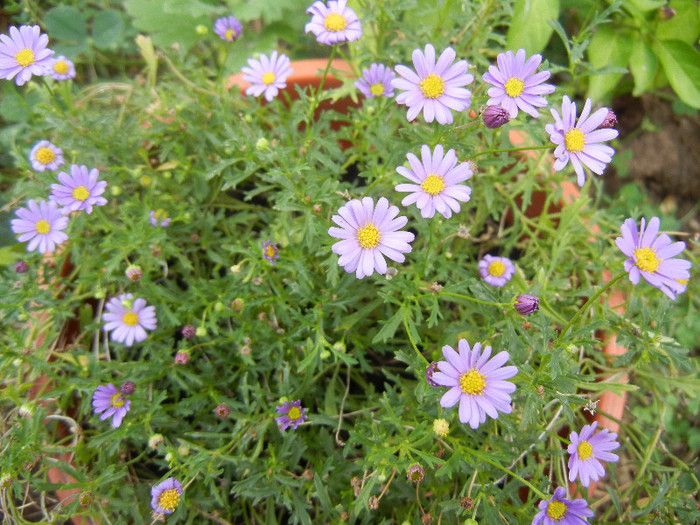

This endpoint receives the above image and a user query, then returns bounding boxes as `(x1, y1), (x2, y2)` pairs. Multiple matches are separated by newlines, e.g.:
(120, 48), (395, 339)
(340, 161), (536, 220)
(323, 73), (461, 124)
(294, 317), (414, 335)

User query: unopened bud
(125, 264), (142, 282)
(120, 381), (135, 395)
(596, 110), (618, 129)
(14, 261), (28, 273)
(256, 137), (270, 151)
(482, 105), (510, 129)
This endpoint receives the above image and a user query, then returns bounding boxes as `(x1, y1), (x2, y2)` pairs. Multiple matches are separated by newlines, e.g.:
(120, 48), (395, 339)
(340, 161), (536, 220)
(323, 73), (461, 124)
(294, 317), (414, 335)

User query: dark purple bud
(658, 7), (676, 20)
(181, 325), (196, 339)
(426, 362), (440, 386)
(597, 110), (617, 129)
(14, 261), (29, 274)
(215, 404), (230, 418)
(482, 105), (510, 129)
(175, 351), (189, 365)
(514, 294), (540, 315)
(120, 381), (135, 395)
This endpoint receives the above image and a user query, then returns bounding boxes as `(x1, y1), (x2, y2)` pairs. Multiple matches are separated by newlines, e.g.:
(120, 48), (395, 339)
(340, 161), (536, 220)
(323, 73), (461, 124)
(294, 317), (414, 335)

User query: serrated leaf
(45, 6), (88, 42)
(92, 10), (125, 50)
(586, 26), (633, 102)
(653, 39), (700, 109)
(124, 0), (212, 51)
(506, 0), (561, 54)
(655, 0), (700, 45)
(629, 40), (658, 96)
(372, 306), (404, 344)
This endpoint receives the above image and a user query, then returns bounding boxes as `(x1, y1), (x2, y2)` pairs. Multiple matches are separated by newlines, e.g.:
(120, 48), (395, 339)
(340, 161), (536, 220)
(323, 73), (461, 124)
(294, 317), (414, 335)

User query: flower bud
(148, 434), (164, 448)
(658, 7), (677, 19)
(120, 381), (135, 395)
(110, 185), (122, 196)
(0, 475), (12, 488)
(215, 404), (230, 418)
(482, 105), (510, 129)
(433, 418), (449, 437)
(79, 491), (94, 507)
(214, 301), (225, 312)
(195, 24), (208, 35)
(121, 298), (134, 310)
(596, 110), (617, 129)
(181, 325), (196, 339)
(125, 264), (142, 282)
(231, 298), (244, 311)
(14, 261), (28, 273)
(255, 137), (270, 151)
(425, 362), (440, 386)
(514, 294), (540, 315)
(177, 444), (190, 457)
(175, 351), (189, 365)
(195, 326), (207, 337)
(407, 464), (424, 482)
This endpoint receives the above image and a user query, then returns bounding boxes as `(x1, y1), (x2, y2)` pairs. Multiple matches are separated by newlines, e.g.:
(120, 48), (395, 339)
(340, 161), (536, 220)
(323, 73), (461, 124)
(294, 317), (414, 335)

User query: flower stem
(471, 144), (552, 158)
(468, 449), (548, 500)
(417, 291), (510, 309)
(403, 307), (429, 367)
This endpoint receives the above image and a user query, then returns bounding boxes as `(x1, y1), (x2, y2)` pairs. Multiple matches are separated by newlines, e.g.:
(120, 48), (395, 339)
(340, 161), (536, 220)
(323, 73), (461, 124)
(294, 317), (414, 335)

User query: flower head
(149, 209), (171, 227)
(262, 240), (279, 264)
(92, 383), (131, 428)
(0, 25), (54, 86)
(532, 486), (594, 525)
(482, 105), (510, 129)
(328, 196), (415, 279)
(46, 55), (75, 81)
(354, 63), (395, 98)
(276, 400), (308, 430)
(433, 418), (449, 437)
(102, 293), (157, 347)
(240, 51), (293, 102)
(425, 362), (440, 386)
(305, 0), (362, 46)
(395, 144), (473, 219)
(407, 464), (424, 482)
(214, 16), (242, 42)
(482, 49), (555, 119)
(615, 216), (691, 300)
(568, 421), (620, 487)
(431, 339), (517, 429)
(151, 478), (182, 515)
(546, 96), (619, 187)
(29, 140), (64, 172)
(514, 294), (540, 315)
(50, 165), (108, 214)
(478, 255), (515, 287)
(11, 199), (69, 254)
(392, 44), (474, 125)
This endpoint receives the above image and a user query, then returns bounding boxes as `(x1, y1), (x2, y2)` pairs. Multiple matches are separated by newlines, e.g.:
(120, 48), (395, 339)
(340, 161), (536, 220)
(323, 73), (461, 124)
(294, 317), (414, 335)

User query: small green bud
(148, 434), (164, 448)
(244, 114), (253, 123)
(195, 326), (207, 337)
(332, 341), (346, 353)
(162, 171), (172, 179)
(320, 349), (331, 360)
(177, 445), (190, 457)
(255, 137), (270, 151)
(94, 288), (106, 299)
(139, 175), (152, 187)
(464, 519), (478, 525)
(109, 185), (122, 196)
(195, 24), (208, 35)
(214, 301), (225, 312)
(121, 298), (134, 310)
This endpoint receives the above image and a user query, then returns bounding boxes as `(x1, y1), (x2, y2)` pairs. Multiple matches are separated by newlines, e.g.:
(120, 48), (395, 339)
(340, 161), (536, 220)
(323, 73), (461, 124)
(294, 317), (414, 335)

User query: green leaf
(629, 40), (658, 96)
(586, 26), (633, 102)
(92, 10), (125, 50)
(653, 39), (700, 109)
(372, 306), (404, 344)
(44, 6), (88, 42)
(627, 0), (666, 10)
(655, 0), (700, 46)
(506, 0), (561, 54)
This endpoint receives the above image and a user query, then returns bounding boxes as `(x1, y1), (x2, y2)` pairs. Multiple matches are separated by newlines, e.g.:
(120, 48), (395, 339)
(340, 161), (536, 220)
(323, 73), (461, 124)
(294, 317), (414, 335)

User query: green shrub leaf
(506, 0), (560, 54)
(653, 39), (700, 109)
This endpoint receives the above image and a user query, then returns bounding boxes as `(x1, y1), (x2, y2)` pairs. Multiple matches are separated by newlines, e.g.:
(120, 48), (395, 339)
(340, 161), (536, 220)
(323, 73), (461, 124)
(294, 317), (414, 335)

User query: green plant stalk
(469, 449), (547, 500)
(471, 144), (552, 158)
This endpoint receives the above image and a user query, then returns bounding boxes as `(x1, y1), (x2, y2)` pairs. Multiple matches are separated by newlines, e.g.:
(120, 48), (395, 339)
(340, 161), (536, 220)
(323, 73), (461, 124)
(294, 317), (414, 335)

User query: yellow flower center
(265, 245), (276, 257)
(357, 223), (381, 249)
(547, 501), (567, 520)
(154, 209), (169, 221)
(53, 60), (69, 75)
(110, 393), (125, 408)
(288, 406), (302, 420)
(72, 185), (90, 201)
(504, 77), (525, 97)
(35, 220), (51, 234)
(676, 278), (688, 286)
(634, 247), (660, 273)
(419, 73), (445, 99)
(35, 147), (56, 165)
(158, 488), (180, 512)
(324, 13), (348, 32)
(369, 83), (385, 96)
(577, 440), (593, 460)
(15, 48), (35, 67)
(421, 174), (446, 196)
(459, 369), (486, 395)
(488, 261), (506, 277)
(262, 72), (276, 85)
(122, 312), (139, 326)
(224, 28), (236, 41)
(564, 128), (586, 153)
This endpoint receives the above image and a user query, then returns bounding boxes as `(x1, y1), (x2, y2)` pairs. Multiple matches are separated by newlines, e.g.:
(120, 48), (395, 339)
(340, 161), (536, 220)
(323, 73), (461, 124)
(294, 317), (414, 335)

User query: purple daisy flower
(615, 216), (691, 300)
(91, 383), (131, 428)
(395, 144), (473, 219)
(392, 44), (474, 125)
(0, 25), (54, 86)
(151, 477), (182, 514)
(305, 0), (362, 46)
(46, 55), (75, 81)
(546, 96), (619, 187)
(11, 199), (69, 254)
(354, 63), (395, 98)
(482, 49), (555, 119)
(532, 486), (594, 525)
(149, 209), (171, 227)
(262, 240), (279, 264)
(102, 293), (157, 347)
(478, 254), (515, 287)
(50, 165), (108, 214)
(241, 51), (293, 102)
(214, 15), (242, 42)
(276, 400), (308, 430)
(328, 196), (415, 279)
(29, 140), (64, 172)
(431, 339), (517, 429)
(568, 421), (620, 487)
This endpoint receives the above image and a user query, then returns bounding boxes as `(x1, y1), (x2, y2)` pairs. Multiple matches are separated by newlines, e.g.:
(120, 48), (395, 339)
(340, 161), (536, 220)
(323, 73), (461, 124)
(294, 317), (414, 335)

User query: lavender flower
(214, 16), (242, 42)
(514, 294), (540, 315)
(615, 216), (690, 300)
(431, 339), (517, 429)
(29, 140), (64, 172)
(92, 383), (131, 428)
(328, 196), (415, 279)
(478, 255), (515, 287)
(568, 421), (620, 487)
(241, 51), (293, 102)
(14, 261), (29, 273)
(150, 478), (182, 515)
(392, 44), (474, 125)
(149, 209), (171, 227)
(50, 165), (108, 214)
(11, 199), (69, 254)
(276, 400), (308, 430)
(262, 240), (279, 264)
(532, 486), (594, 525)
(102, 293), (157, 347)
(354, 63), (395, 98)
(395, 144), (473, 219)
(46, 55), (75, 81)
(546, 96), (619, 187)
(482, 105), (510, 129)
(482, 49), (555, 118)
(0, 25), (54, 86)
(305, 0), (362, 46)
